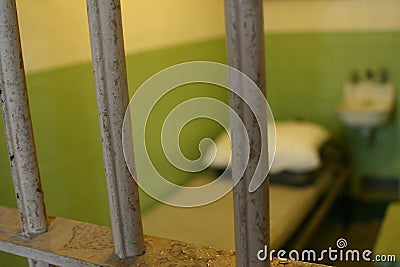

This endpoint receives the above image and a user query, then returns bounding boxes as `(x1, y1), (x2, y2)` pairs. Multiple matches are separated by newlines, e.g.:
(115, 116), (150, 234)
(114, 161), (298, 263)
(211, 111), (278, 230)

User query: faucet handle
(379, 69), (389, 83)
(365, 69), (375, 80)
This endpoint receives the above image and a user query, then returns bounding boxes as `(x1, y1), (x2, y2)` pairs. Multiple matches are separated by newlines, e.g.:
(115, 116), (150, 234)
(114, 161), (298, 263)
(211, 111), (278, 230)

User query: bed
(142, 120), (350, 250)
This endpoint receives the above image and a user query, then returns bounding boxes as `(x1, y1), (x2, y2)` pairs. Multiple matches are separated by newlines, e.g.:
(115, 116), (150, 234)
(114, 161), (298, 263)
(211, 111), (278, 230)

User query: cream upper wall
(15, 0), (400, 73)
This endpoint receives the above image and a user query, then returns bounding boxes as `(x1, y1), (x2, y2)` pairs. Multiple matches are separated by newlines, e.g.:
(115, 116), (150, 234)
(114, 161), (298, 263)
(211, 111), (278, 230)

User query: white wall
(15, 0), (400, 73)
(265, 0), (400, 32)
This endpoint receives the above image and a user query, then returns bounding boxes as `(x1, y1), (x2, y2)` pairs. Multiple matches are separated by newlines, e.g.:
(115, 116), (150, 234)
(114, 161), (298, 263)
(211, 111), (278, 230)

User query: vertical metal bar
(27, 259), (52, 267)
(0, 1), (50, 266)
(86, 0), (145, 258)
(0, 0), (47, 241)
(224, 0), (270, 266)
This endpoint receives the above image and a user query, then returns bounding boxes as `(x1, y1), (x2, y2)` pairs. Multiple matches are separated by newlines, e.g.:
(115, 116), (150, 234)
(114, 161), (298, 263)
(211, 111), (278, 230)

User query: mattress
(269, 164), (335, 249)
(142, 163), (336, 250)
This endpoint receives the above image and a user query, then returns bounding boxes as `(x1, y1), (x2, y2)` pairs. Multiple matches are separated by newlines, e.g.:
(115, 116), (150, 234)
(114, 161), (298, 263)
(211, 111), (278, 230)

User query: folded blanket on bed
(203, 120), (340, 186)
(269, 138), (346, 186)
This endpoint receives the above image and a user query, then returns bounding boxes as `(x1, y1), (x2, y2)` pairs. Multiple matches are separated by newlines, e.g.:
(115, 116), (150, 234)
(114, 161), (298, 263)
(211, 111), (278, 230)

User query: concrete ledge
(0, 205), (329, 266)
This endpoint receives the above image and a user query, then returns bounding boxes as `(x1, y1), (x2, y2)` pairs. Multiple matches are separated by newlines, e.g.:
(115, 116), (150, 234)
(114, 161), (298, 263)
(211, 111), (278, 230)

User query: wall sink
(337, 82), (394, 128)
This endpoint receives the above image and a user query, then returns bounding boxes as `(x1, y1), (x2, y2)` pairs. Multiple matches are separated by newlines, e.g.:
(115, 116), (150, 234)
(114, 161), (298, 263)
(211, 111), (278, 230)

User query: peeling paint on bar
(86, 0), (145, 258)
(0, 1), (50, 266)
(224, 0), (270, 266)
(0, 0), (47, 244)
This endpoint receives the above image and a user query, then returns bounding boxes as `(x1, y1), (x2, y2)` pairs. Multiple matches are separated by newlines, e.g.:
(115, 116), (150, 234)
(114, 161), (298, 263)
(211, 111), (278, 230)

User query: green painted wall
(1, 31), (400, 264)
(264, 32), (400, 193)
(0, 38), (228, 265)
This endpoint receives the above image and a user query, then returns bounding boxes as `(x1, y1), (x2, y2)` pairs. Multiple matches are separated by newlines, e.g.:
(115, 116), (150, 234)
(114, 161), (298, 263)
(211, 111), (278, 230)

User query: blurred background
(1, 0), (399, 266)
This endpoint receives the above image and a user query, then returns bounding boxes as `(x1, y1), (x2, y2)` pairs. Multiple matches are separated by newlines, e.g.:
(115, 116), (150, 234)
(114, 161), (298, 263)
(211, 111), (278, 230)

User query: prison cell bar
(86, 0), (145, 258)
(224, 0), (270, 266)
(0, 1), (52, 267)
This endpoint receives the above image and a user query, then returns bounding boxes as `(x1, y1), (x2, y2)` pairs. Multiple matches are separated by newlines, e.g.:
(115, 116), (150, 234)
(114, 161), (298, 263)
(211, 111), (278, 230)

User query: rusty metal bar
(224, 0), (270, 266)
(0, 1), (50, 266)
(0, 0), (47, 237)
(86, 0), (144, 258)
